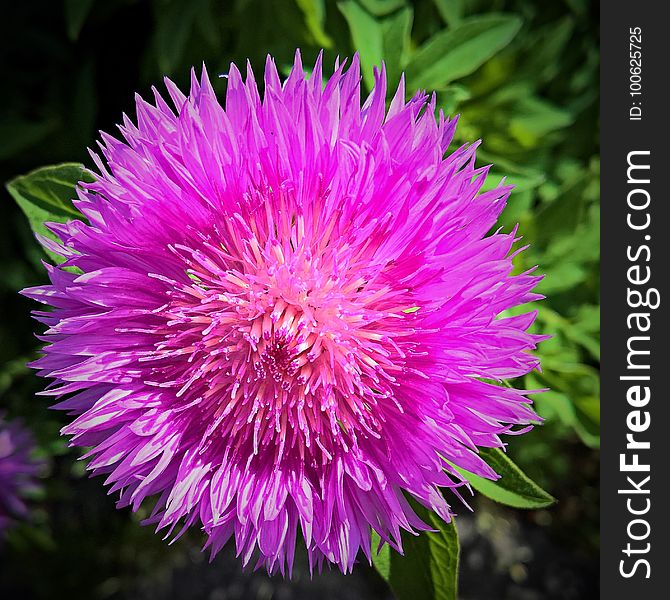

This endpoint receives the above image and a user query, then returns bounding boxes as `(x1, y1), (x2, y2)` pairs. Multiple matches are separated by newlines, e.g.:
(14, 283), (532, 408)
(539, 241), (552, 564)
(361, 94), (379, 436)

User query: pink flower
(25, 51), (544, 574)
(0, 415), (40, 534)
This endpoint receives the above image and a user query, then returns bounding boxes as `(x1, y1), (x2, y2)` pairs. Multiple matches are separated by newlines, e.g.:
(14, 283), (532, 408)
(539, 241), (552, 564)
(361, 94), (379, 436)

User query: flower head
(0, 415), (40, 534)
(25, 51), (544, 574)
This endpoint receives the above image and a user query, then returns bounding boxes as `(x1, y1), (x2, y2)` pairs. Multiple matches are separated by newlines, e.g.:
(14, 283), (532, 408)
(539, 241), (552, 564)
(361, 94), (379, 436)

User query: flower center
(147, 232), (414, 465)
(248, 302), (318, 391)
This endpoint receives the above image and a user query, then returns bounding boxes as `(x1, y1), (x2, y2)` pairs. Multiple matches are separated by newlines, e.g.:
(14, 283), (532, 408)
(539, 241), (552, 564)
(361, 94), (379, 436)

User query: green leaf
(381, 6), (413, 85)
(454, 448), (556, 509)
(406, 14), (522, 90)
(481, 170), (545, 194)
(295, 0), (333, 48)
(372, 534), (391, 580)
(573, 396), (600, 448)
(338, 1), (383, 90)
(65, 0), (94, 41)
(575, 305), (600, 334)
(433, 0), (463, 27)
(508, 97), (574, 148)
(439, 84), (471, 113)
(523, 17), (574, 84)
(533, 176), (589, 244)
(538, 306), (600, 361)
(537, 262), (586, 295)
(534, 388), (577, 427)
(358, 0), (406, 17)
(372, 503), (459, 600)
(6, 163), (89, 263)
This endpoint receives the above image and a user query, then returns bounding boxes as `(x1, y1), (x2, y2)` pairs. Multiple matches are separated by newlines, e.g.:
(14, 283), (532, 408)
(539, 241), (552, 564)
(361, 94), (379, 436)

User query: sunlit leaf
(338, 0), (384, 90)
(358, 0), (406, 17)
(454, 448), (556, 509)
(381, 6), (413, 85)
(508, 97), (574, 148)
(406, 14), (522, 89)
(6, 163), (89, 263)
(296, 0), (333, 48)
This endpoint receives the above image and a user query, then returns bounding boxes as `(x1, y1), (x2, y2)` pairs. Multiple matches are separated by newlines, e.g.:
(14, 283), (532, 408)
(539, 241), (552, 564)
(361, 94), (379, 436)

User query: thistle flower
(25, 51), (544, 574)
(0, 415), (40, 534)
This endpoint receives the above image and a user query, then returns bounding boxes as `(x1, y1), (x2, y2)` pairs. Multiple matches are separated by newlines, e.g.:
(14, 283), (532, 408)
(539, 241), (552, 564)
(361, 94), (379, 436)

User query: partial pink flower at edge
(0, 415), (41, 535)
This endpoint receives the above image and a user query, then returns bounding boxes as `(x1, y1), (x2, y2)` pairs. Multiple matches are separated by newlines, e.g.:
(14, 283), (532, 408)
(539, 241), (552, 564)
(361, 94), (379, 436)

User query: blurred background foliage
(0, 0), (598, 598)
